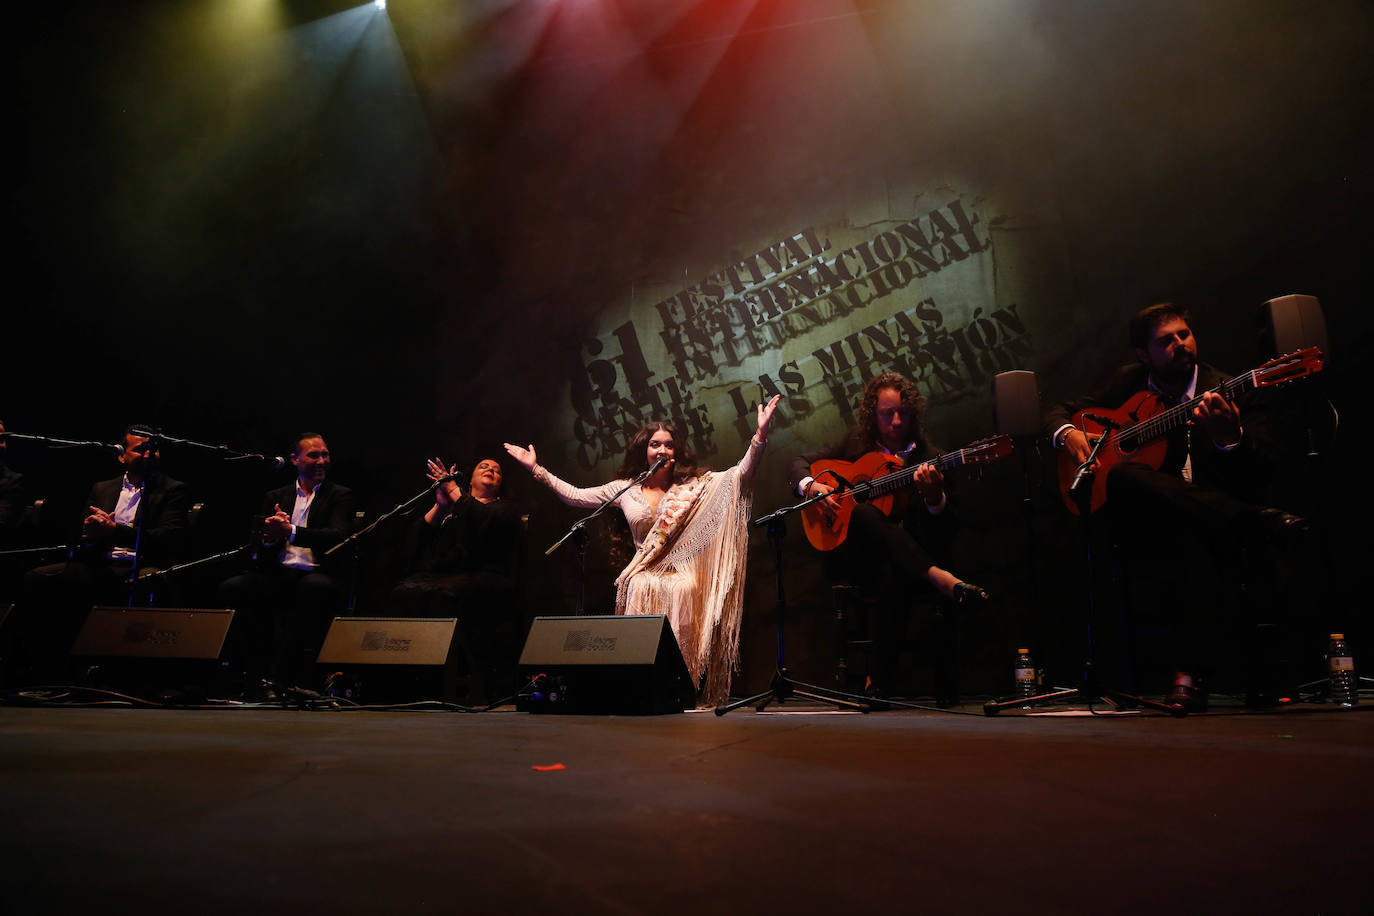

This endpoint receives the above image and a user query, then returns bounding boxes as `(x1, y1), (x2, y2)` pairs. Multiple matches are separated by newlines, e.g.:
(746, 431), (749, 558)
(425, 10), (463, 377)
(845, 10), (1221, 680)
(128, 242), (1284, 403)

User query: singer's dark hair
(123, 424), (157, 441)
(291, 431), (327, 455)
(857, 372), (927, 446)
(616, 421), (701, 481)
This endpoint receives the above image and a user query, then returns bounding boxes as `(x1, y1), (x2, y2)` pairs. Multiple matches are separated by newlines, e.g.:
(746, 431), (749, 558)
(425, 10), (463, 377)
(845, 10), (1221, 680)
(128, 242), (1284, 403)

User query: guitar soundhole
(1117, 433), (1138, 453)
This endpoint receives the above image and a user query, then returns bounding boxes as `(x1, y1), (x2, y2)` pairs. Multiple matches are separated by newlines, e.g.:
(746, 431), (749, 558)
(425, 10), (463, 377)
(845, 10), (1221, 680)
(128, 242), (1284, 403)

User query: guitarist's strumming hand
(804, 479), (844, 524)
(1192, 391), (1241, 448)
(1060, 428), (1101, 468)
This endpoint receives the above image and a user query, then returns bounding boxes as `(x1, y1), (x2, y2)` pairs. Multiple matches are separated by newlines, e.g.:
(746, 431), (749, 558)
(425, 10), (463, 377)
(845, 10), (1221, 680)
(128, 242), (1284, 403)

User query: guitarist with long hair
(788, 372), (989, 699)
(1047, 302), (1308, 711)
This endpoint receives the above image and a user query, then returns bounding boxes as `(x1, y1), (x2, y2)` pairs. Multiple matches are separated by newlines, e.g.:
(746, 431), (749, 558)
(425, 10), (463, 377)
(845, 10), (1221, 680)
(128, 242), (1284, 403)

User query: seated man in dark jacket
(219, 432), (354, 692)
(16, 424), (187, 679)
(1046, 302), (1300, 710)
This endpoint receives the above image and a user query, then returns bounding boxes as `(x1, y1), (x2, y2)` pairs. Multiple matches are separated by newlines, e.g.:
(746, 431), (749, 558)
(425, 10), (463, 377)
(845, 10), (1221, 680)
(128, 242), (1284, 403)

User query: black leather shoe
(1165, 673), (1208, 714)
(1258, 507), (1311, 548)
(952, 582), (989, 606)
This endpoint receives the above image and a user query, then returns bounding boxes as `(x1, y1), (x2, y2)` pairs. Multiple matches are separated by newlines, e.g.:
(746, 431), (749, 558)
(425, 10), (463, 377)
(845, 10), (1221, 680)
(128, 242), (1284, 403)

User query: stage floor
(2, 699), (1371, 914)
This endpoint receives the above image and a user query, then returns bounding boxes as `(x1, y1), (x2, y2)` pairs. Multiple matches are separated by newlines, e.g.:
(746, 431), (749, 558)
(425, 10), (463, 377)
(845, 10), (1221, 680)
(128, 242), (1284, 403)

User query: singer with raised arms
(505, 395), (781, 706)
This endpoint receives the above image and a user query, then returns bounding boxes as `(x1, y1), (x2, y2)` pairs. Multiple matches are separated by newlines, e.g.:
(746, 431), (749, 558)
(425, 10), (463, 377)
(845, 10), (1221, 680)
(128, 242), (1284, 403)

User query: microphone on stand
(1082, 413), (1122, 430)
(639, 455), (671, 481)
(226, 454), (288, 469)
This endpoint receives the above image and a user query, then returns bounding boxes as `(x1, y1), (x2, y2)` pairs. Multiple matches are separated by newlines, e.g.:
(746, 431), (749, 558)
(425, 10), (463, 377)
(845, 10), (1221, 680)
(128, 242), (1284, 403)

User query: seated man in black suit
(1047, 302), (1300, 710)
(219, 432), (355, 693)
(389, 457), (524, 702)
(16, 424), (188, 679)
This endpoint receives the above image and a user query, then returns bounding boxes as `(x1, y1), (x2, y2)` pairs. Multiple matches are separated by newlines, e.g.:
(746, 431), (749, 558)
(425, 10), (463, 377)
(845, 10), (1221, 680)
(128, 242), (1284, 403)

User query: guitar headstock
(964, 435), (1014, 463)
(1254, 347), (1324, 388)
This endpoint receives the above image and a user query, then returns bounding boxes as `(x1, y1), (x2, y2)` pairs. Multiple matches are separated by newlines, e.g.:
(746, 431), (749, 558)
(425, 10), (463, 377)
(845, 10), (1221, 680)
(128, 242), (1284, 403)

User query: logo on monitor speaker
(124, 623), (179, 647)
(563, 630), (618, 652)
(360, 630), (414, 652)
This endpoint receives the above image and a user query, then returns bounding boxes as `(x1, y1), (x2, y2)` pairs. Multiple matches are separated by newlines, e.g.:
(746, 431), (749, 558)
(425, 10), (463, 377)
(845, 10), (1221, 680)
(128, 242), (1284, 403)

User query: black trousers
(1106, 462), (1276, 677)
(218, 566), (345, 686)
(839, 503), (941, 693)
(388, 572), (519, 703)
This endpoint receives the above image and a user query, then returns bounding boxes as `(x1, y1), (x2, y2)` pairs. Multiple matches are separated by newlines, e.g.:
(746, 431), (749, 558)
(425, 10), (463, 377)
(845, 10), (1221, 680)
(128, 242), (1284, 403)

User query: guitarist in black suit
(1047, 303), (1302, 710)
(1048, 302), (1268, 512)
(787, 372), (987, 698)
(219, 432), (355, 693)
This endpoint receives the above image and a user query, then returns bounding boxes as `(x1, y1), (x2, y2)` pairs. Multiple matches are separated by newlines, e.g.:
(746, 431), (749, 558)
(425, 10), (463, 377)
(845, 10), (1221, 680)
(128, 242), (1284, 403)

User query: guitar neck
(1126, 372), (1253, 445)
(864, 449), (967, 498)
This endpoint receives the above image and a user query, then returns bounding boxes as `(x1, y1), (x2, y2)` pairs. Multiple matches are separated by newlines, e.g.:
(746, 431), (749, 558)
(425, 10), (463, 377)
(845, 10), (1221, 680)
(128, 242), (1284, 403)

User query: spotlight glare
(374, 0), (386, 10)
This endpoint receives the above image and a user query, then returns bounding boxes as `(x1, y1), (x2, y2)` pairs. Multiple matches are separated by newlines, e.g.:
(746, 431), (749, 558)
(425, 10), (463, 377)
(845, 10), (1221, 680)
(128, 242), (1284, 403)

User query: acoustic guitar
(1057, 347), (1324, 514)
(802, 436), (1014, 551)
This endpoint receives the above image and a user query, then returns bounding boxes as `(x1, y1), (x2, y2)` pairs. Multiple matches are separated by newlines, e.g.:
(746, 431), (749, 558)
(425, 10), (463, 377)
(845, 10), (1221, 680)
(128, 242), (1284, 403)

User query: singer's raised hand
(503, 442), (538, 472)
(756, 394), (782, 440)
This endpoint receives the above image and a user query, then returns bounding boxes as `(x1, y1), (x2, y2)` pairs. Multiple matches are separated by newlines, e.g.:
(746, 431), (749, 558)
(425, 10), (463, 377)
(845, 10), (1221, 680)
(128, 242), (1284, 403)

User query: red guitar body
(1056, 391), (1168, 515)
(801, 452), (911, 551)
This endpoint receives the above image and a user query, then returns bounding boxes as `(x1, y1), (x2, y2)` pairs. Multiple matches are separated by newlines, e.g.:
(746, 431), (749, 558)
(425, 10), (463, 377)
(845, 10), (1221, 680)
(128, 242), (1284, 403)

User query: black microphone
(641, 455), (671, 480)
(1082, 413), (1122, 430)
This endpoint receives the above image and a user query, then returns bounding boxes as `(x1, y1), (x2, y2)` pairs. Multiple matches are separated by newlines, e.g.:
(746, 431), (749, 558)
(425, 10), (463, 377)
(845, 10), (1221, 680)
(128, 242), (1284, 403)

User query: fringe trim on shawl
(614, 467), (752, 705)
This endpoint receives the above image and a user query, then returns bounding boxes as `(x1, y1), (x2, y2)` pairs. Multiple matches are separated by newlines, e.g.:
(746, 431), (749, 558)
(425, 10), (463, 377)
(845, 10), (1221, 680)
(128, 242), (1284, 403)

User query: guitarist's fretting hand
(1192, 391), (1241, 448)
(913, 464), (945, 507)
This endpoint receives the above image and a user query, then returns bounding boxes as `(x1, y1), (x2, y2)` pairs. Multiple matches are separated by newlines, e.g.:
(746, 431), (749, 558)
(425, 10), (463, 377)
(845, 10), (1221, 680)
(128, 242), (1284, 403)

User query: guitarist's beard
(1151, 353), (1196, 389)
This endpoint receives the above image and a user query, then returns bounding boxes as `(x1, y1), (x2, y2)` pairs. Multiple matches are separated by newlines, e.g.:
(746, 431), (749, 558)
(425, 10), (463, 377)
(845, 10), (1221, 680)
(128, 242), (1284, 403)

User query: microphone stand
(323, 478), (449, 561)
(984, 430), (1177, 717)
(714, 493), (875, 715)
(141, 545), (253, 582)
(121, 429), (285, 467)
(0, 432), (124, 454)
(545, 460), (665, 616)
(130, 430), (286, 606)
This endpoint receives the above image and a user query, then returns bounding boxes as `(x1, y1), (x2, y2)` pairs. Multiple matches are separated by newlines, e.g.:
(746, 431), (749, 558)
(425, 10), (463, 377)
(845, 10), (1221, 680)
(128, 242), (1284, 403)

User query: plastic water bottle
(1327, 634), (1358, 707)
(1015, 648), (1037, 707)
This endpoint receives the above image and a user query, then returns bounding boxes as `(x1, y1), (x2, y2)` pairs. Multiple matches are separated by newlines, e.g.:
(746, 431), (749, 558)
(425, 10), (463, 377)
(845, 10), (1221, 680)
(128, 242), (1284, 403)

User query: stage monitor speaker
(69, 607), (236, 697)
(72, 607), (234, 659)
(517, 615), (695, 715)
(992, 370), (1042, 438)
(1259, 293), (1329, 358)
(316, 616), (461, 703)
